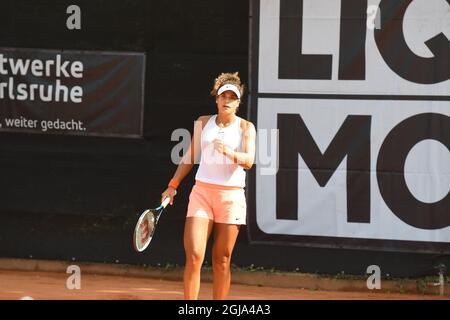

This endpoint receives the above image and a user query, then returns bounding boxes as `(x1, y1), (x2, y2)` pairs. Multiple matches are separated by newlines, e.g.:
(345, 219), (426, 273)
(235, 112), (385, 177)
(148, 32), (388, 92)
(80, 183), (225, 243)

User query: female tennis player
(161, 72), (256, 300)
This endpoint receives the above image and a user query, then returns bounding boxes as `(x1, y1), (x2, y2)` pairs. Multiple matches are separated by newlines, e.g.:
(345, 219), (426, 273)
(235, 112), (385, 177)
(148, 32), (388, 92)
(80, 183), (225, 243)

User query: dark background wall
(0, 0), (447, 278)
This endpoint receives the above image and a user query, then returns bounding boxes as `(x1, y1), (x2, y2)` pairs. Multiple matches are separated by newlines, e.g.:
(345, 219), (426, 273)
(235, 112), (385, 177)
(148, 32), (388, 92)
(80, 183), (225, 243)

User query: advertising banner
(0, 47), (145, 137)
(249, 0), (450, 253)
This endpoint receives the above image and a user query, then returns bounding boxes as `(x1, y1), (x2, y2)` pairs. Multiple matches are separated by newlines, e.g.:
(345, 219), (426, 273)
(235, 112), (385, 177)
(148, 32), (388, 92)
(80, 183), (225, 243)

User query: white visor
(217, 84), (241, 99)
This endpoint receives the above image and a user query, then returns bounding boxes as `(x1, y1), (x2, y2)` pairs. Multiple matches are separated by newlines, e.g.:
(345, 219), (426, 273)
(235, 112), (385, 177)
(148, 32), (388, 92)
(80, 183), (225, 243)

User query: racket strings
(137, 214), (155, 249)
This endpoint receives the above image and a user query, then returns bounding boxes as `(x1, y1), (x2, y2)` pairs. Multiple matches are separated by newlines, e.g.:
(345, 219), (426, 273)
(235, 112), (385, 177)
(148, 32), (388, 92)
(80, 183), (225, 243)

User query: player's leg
(183, 216), (214, 300)
(211, 223), (240, 300)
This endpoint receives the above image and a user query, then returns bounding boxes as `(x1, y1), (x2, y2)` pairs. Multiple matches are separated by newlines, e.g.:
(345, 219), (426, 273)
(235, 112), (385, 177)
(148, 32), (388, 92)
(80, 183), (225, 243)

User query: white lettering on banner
(0, 53), (84, 103)
(0, 54), (83, 78)
(3, 117), (86, 133)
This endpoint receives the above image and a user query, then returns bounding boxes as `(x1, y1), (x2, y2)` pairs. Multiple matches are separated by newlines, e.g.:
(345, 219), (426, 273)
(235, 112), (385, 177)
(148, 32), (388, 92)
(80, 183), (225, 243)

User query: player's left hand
(213, 138), (229, 155)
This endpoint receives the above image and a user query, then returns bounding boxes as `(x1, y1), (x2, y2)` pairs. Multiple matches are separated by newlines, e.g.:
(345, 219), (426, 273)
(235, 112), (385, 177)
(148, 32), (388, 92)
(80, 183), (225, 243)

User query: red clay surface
(0, 270), (448, 300)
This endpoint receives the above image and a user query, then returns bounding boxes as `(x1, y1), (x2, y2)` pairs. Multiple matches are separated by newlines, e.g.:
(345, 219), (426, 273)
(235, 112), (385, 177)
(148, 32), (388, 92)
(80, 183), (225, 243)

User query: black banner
(0, 47), (145, 137)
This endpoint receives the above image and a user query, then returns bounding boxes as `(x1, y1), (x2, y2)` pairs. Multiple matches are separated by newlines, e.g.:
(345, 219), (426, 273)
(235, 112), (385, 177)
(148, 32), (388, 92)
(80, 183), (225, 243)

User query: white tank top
(195, 115), (246, 187)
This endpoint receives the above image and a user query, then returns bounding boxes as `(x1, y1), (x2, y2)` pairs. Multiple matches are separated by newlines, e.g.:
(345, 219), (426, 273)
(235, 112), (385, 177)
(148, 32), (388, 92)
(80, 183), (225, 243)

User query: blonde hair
(210, 72), (245, 98)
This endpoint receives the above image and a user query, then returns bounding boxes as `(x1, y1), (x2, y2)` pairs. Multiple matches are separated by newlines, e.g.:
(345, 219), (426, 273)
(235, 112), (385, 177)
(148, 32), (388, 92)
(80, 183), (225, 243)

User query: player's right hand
(161, 187), (177, 205)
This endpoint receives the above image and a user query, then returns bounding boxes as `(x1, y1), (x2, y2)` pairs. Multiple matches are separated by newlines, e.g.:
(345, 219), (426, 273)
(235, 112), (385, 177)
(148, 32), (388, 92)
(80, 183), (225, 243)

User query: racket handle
(161, 197), (171, 208)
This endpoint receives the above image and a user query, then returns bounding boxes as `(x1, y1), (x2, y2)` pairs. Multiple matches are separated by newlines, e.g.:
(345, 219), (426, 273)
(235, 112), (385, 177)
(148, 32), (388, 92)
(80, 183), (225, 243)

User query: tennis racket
(133, 197), (171, 252)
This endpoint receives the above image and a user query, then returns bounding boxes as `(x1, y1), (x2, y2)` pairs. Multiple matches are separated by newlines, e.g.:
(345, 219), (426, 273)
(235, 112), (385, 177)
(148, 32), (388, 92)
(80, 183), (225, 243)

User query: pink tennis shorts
(186, 180), (247, 225)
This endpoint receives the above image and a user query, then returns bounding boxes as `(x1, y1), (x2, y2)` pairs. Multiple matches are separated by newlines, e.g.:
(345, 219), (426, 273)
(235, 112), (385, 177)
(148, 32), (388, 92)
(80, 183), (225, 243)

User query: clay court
(1, 269), (448, 300)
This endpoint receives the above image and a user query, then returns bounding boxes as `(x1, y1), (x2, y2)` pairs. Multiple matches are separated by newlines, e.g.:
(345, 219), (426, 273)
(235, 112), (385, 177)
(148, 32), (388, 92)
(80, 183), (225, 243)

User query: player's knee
(212, 253), (231, 271)
(185, 251), (205, 268)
